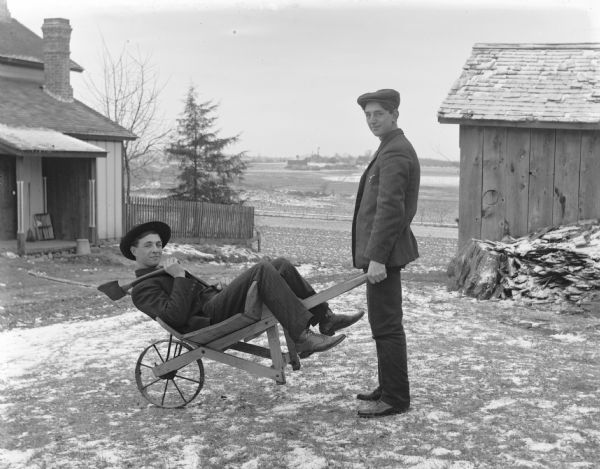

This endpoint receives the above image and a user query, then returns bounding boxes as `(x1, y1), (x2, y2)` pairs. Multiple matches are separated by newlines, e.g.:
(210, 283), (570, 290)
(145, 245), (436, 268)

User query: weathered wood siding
(528, 129), (555, 233)
(458, 126), (483, 244)
(458, 125), (600, 248)
(87, 140), (123, 241)
(580, 131), (600, 220)
(481, 127), (507, 240)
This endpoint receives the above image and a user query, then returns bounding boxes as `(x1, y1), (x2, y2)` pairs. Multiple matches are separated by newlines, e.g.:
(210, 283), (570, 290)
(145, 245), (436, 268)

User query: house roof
(0, 124), (107, 158)
(438, 43), (600, 128)
(0, 18), (83, 71)
(0, 76), (135, 140)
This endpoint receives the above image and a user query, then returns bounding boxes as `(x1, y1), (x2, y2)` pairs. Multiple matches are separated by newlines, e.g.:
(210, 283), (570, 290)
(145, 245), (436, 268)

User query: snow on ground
(1, 266), (599, 468)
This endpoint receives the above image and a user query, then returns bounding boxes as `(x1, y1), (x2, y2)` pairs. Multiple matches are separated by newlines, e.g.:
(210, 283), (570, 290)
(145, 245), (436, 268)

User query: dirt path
(256, 214), (458, 239)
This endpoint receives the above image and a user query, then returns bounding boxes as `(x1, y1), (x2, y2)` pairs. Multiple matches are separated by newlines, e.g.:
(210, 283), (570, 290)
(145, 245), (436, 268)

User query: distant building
(286, 158), (309, 169)
(438, 43), (600, 248)
(0, 0), (135, 253)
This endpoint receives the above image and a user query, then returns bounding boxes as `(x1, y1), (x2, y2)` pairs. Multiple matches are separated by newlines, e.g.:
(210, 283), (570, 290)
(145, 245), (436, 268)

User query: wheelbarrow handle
(301, 273), (368, 310)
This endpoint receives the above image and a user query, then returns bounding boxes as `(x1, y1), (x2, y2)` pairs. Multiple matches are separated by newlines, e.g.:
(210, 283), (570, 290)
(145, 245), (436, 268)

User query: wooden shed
(438, 43), (600, 248)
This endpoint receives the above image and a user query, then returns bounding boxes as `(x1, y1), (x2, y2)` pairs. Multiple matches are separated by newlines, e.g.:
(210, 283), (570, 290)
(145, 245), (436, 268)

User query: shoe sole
(298, 334), (346, 359)
(356, 394), (382, 401)
(357, 407), (409, 418)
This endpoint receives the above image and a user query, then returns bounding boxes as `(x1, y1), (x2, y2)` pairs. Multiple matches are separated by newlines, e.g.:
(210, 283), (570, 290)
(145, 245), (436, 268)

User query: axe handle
(120, 267), (166, 292)
(27, 270), (95, 288)
(185, 270), (213, 289)
(117, 267), (208, 294)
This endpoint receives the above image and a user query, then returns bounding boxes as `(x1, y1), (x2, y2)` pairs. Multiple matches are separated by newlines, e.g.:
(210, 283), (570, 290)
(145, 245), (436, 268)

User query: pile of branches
(447, 219), (600, 305)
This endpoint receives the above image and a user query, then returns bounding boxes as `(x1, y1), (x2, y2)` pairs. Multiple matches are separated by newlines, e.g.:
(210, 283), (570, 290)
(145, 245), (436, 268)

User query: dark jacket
(352, 128), (420, 269)
(131, 267), (217, 332)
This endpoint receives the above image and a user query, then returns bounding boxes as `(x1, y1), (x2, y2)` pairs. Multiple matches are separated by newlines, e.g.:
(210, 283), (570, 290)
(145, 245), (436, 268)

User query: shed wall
(458, 125), (600, 247)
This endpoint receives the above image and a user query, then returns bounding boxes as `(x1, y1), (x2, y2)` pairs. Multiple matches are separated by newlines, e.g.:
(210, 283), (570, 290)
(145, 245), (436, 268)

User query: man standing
(352, 89), (420, 418)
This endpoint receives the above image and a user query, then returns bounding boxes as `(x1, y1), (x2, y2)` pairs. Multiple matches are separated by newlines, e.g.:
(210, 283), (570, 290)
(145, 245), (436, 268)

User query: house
(438, 43), (600, 248)
(0, 0), (135, 254)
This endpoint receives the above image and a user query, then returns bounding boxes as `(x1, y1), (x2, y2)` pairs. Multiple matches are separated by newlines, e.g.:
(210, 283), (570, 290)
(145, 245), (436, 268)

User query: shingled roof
(0, 77), (135, 140)
(0, 18), (82, 71)
(438, 43), (600, 128)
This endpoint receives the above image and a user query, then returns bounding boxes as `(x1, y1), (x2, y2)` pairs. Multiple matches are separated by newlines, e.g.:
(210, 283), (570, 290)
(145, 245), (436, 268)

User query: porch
(0, 124), (107, 255)
(0, 239), (77, 256)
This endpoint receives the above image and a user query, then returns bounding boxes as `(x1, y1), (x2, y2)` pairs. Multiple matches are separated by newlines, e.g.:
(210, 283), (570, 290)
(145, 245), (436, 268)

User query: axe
(28, 269), (164, 300)
(97, 268), (167, 301)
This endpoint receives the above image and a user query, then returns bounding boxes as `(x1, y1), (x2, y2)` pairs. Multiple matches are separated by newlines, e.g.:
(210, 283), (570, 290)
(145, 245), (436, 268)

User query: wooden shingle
(438, 43), (600, 129)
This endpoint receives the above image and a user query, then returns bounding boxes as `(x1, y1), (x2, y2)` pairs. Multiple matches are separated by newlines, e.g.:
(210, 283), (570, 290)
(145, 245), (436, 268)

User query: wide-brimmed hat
(119, 221), (171, 260)
(357, 88), (400, 110)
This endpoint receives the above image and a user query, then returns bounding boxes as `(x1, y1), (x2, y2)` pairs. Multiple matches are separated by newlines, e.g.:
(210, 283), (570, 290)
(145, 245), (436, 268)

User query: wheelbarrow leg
(283, 329), (301, 371)
(266, 324), (286, 384)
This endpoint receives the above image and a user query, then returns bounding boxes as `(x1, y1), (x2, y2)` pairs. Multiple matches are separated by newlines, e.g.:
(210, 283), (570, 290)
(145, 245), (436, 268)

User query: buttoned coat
(352, 128), (420, 269)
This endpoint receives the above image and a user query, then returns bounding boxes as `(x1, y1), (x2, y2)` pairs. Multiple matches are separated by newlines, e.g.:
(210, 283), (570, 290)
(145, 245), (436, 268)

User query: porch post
(16, 180), (26, 255)
(43, 176), (47, 212)
(88, 178), (97, 244)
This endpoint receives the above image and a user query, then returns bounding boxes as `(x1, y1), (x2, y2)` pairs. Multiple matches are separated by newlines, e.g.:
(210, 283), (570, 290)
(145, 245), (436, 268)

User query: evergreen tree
(167, 86), (247, 204)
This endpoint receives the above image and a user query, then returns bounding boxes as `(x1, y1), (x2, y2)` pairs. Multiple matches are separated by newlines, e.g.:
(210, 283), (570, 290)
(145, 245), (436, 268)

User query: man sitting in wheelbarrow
(120, 221), (364, 358)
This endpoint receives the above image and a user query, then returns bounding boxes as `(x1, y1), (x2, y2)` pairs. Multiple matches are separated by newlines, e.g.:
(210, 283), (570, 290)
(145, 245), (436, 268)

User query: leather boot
(295, 329), (346, 358)
(319, 309), (365, 336)
(356, 386), (382, 401)
(358, 400), (410, 418)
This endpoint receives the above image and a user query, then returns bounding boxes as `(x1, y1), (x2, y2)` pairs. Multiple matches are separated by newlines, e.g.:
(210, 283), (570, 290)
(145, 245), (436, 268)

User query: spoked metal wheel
(135, 338), (205, 408)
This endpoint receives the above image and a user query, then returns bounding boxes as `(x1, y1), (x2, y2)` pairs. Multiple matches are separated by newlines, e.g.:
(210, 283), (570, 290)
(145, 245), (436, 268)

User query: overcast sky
(9, 0), (600, 160)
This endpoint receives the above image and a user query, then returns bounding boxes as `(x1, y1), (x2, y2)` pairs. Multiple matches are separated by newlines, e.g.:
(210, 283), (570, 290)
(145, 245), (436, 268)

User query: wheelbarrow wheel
(135, 338), (205, 408)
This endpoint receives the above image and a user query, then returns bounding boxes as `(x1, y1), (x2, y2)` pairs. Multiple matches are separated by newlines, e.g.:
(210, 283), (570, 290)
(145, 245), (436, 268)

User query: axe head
(97, 280), (127, 301)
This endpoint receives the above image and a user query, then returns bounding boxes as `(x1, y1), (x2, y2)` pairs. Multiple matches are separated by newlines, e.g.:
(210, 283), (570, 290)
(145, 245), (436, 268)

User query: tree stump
(447, 240), (506, 300)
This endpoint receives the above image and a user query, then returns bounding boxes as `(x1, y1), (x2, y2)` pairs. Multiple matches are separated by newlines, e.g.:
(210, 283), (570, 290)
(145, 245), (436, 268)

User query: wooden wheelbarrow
(134, 273), (367, 408)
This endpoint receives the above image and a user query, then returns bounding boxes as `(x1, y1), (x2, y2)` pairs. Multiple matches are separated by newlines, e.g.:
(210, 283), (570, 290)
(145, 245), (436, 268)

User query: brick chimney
(0, 0), (11, 22)
(42, 18), (73, 102)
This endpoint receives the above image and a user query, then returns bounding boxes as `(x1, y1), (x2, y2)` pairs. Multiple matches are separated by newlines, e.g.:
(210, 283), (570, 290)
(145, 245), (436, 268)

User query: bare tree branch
(84, 39), (171, 199)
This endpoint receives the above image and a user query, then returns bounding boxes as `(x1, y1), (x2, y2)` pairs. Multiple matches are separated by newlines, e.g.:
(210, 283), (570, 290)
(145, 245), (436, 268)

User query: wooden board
(505, 128), (531, 238)
(528, 129), (556, 232)
(458, 125), (484, 247)
(481, 126), (507, 241)
(553, 130), (581, 226)
(579, 130), (600, 220)
(33, 213), (54, 240)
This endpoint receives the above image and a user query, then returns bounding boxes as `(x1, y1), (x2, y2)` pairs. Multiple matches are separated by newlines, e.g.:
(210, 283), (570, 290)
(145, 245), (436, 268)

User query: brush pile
(447, 219), (600, 305)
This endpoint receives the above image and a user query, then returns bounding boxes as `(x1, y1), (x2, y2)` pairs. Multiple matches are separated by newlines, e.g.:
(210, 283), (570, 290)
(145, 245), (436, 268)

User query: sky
(8, 0), (600, 160)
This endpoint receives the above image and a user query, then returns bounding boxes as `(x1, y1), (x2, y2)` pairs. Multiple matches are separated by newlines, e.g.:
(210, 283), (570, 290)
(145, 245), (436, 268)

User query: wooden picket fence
(126, 196), (256, 243)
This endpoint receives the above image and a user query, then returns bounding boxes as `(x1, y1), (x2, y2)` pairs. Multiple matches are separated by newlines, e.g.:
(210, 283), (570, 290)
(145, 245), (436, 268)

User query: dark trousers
(367, 268), (410, 408)
(203, 258), (328, 341)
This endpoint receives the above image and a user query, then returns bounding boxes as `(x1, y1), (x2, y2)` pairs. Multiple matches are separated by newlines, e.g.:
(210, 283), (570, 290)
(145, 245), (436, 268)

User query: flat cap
(120, 221), (171, 260)
(357, 88), (400, 110)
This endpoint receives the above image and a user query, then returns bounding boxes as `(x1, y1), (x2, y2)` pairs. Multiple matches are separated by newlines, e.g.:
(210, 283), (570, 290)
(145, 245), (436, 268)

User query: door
(0, 156), (17, 240)
(42, 157), (91, 240)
